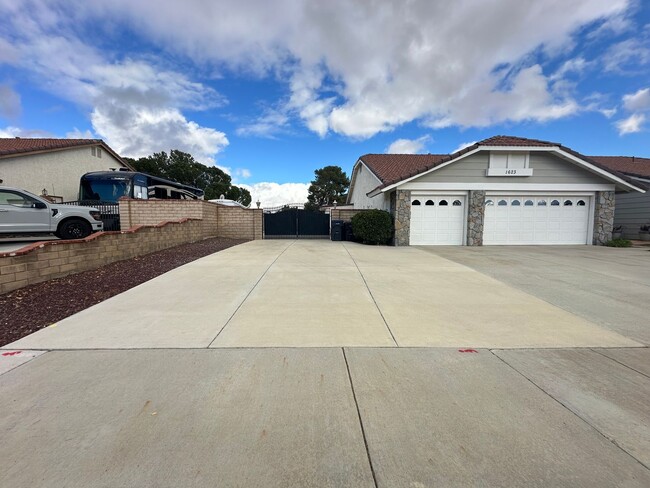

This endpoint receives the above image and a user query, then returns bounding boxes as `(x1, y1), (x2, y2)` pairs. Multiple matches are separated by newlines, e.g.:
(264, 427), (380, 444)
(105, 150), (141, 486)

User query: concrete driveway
(2, 241), (650, 487)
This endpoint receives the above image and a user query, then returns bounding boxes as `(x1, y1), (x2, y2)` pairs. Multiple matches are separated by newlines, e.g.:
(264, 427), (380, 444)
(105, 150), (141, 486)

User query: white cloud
(240, 182), (309, 208)
(623, 87), (650, 112)
(236, 109), (289, 138)
(451, 141), (478, 153)
(66, 128), (95, 139)
(602, 38), (650, 72)
(0, 125), (51, 137)
(616, 113), (645, 134)
(234, 168), (252, 179)
(386, 135), (430, 154)
(2, 0), (631, 141)
(0, 85), (20, 119)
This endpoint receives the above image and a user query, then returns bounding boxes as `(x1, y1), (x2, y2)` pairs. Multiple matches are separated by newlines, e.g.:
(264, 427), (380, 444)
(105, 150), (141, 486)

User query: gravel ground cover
(0, 237), (246, 346)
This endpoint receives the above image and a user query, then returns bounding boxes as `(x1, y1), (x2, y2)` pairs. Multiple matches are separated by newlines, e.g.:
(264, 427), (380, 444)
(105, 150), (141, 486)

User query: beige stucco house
(0, 138), (132, 202)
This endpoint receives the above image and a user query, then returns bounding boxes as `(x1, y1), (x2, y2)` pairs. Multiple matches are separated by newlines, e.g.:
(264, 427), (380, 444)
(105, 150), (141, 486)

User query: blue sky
(1, 0), (649, 205)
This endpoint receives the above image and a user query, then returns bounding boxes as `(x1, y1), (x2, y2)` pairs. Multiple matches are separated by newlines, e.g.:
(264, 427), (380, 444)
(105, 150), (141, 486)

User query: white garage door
(410, 195), (465, 245)
(484, 195), (591, 245)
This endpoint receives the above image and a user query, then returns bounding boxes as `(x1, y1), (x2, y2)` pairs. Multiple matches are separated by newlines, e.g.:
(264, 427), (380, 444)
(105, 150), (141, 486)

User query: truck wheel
(58, 219), (92, 240)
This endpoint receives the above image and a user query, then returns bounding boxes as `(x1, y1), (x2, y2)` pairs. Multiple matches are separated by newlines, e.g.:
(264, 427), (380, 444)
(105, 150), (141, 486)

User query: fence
(61, 200), (121, 231)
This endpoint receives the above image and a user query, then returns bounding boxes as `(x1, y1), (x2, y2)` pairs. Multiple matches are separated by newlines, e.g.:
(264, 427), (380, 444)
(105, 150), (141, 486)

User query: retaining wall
(0, 219), (204, 294)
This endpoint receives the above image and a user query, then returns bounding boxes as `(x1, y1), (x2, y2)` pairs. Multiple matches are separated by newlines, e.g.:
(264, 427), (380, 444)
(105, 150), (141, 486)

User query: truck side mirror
(34, 202), (48, 209)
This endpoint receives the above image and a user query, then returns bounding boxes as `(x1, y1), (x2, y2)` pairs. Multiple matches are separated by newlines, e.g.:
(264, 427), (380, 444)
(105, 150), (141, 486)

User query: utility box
(331, 220), (344, 241)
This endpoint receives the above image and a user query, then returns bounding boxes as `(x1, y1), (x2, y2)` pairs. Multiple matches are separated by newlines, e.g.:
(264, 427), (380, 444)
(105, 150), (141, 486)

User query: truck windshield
(80, 179), (131, 202)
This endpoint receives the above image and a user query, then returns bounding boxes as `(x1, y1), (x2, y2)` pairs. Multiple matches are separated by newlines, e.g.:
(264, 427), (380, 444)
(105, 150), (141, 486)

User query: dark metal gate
(264, 207), (329, 239)
(61, 201), (121, 231)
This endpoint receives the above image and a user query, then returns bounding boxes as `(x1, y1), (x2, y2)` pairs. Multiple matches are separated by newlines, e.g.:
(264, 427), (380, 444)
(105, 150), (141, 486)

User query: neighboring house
(588, 156), (650, 239)
(347, 135), (645, 246)
(0, 138), (132, 202)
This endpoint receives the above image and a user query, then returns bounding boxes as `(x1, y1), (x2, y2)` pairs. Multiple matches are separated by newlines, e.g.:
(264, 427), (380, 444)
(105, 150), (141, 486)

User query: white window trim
(399, 183), (616, 191)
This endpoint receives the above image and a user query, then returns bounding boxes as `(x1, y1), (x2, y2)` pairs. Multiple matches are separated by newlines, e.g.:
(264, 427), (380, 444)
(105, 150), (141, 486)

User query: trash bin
(331, 220), (344, 241)
(343, 222), (354, 242)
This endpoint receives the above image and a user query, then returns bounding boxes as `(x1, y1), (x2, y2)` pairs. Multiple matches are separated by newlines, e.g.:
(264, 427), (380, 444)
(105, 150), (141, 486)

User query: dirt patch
(0, 237), (246, 346)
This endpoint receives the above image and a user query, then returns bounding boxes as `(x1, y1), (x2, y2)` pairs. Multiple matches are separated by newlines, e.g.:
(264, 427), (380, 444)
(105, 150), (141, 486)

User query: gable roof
(588, 156), (650, 180)
(356, 135), (643, 195)
(0, 137), (132, 169)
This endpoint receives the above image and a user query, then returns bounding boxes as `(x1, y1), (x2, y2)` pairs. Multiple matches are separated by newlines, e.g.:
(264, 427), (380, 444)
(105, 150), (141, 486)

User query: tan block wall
(119, 199), (261, 240)
(330, 208), (371, 222)
(0, 219), (204, 294)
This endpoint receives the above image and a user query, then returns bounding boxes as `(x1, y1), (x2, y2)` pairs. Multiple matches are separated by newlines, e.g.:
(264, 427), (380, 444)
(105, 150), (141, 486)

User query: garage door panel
(484, 195), (591, 245)
(410, 195), (465, 245)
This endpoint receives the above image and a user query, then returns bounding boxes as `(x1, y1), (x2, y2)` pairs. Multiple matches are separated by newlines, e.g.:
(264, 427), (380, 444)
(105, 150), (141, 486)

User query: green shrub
(605, 238), (632, 247)
(351, 210), (393, 245)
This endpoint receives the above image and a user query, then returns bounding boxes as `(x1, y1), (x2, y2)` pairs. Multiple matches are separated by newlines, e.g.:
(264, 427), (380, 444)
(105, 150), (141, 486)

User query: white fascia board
(549, 148), (645, 193)
(399, 182), (616, 191)
(379, 147), (482, 194)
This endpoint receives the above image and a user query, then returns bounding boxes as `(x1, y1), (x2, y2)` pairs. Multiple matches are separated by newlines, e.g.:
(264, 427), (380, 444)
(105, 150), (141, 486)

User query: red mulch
(0, 237), (246, 346)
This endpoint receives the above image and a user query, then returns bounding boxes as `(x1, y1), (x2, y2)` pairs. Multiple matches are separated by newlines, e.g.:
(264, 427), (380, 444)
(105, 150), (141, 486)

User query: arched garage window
(412, 200), (421, 205)
(512, 199), (521, 206)
(453, 200), (462, 206)
(485, 199), (494, 206)
(564, 200), (573, 206)
(439, 200), (448, 206)
(498, 199), (508, 206)
(577, 200), (586, 206)
(551, 200), (560, 206)
(525, 200), (534, 206)
(538, 200), (547, 206)
(425, 200), (434, 206)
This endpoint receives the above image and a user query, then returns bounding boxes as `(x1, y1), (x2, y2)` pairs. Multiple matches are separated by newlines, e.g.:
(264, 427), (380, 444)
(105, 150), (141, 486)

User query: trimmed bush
(351, 210), (393, 245)
(605, 238), (632, 247)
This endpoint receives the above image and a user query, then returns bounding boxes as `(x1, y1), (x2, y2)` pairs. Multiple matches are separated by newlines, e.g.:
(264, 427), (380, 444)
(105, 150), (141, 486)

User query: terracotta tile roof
(0, 137), (132, 169)
(359, 153), (449, 187)
(478, 135), (559, 147)
(588, 156), (650, 179)
(358, 135), (644, 194)
(0, 138), (102, 156)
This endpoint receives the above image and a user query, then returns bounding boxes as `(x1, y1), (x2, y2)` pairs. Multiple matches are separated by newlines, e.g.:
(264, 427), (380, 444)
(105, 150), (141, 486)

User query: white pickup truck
(0, 186), (103, 239)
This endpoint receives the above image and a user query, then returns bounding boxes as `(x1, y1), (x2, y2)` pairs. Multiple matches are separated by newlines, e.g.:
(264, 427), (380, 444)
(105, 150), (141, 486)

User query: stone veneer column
(394, 190), (411, 246)
(593, 191), (615, 245)
(467, 190), (485, 246)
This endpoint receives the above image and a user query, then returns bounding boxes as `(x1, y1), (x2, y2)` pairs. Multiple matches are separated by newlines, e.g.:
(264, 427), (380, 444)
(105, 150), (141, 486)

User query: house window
(97, 147), (102, 158)
(412, 200), (421, 206)
(91, 147), (96, 156)
(425, 200), (434, 206)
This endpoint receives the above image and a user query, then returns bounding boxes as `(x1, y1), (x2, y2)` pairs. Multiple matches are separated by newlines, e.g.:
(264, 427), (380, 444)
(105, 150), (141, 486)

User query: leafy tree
(305, 165), (350, 211)
(128, 150), (251, 206)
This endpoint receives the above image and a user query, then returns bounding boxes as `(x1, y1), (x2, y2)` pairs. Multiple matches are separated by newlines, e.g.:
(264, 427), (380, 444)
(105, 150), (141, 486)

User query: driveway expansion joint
(206, 240), (296, 348)
(342, 347), (379, 488)
(489, 349), (650, 473)
(342, 243), (399, 347)
(590, 347), (650, 380)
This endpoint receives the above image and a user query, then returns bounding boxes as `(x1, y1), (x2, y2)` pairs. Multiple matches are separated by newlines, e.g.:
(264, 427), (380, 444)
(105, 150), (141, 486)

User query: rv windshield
(80, 179), (131, 202)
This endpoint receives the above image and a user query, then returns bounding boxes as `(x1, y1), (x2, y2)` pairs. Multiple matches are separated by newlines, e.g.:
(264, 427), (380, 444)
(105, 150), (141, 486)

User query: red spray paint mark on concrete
(458, 349), (478, 353)
(2, 351), (22, 357)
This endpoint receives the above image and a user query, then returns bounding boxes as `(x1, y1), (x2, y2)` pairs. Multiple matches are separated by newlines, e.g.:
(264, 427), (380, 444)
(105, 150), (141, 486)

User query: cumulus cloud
(240, 182), (309, 208)
(616, 113), (645, 134)
(0, 85), (20, 119)
(0, 126), (51, 137)
(386, 135), (430, 154)
(1, 0), (631, 141)
(623, 87), (650, 112)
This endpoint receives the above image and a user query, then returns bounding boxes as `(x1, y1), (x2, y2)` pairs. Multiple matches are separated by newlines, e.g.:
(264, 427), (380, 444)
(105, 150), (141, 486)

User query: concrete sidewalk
(1, 348), (649, 487)
(4, 240), (640, 350)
